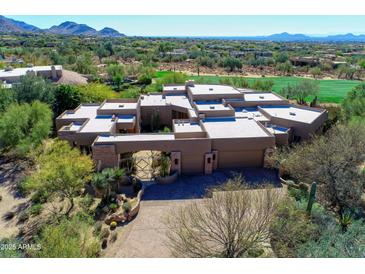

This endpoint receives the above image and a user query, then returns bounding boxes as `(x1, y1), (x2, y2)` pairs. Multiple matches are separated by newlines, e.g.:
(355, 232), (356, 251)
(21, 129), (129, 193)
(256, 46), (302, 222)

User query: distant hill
(0, 16), (125, 37)
(0, 15), (40, 33)
(47, 21), (99, 36)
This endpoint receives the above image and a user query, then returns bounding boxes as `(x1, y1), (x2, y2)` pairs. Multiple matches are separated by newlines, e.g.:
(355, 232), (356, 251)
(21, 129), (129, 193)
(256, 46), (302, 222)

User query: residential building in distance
(56, 80), (328, 174)
(0, 65), (63, 84)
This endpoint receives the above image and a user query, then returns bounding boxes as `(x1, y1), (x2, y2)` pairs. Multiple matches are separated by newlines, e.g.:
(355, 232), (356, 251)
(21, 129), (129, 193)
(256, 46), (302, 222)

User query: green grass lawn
(155, 71), (361, 103)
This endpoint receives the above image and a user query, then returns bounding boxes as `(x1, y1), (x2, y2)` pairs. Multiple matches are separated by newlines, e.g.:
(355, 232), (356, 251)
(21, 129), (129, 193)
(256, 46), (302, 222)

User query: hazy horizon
(6, 15), (365, 37)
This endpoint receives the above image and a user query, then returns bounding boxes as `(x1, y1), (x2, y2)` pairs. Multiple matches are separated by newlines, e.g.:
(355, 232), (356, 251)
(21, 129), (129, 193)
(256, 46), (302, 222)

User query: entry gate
(119, 151), (163, 180)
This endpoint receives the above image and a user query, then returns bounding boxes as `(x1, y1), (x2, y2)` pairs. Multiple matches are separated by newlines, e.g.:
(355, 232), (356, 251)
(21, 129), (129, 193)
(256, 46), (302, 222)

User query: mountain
(48, 21), (99, 36)
(47, 21), (125, 37)
(99, 27), (125, 37)
(0, 16), (125, 37)
(265, 32), (312, 42)
(0, 15), (40, 33)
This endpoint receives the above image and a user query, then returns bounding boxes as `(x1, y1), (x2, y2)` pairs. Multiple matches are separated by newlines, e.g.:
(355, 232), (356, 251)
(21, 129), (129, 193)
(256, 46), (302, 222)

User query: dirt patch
(0, 157), (30, 239)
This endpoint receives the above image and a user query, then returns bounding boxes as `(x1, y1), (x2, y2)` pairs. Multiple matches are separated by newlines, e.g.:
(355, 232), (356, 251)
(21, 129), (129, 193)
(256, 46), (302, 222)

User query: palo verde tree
(165, 176), (282, 258)
(24, 139), (94, 216)
(270, 122), (365, 220)
(281, 79), (319, 105)
(0, 101), (52, 155)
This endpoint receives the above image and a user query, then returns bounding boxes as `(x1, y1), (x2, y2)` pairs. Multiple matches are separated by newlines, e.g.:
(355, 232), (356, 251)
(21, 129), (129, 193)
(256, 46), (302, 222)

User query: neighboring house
(290, 56), (320, 67)
(56, 80), (327, 174)
(0, 65), (63, 83)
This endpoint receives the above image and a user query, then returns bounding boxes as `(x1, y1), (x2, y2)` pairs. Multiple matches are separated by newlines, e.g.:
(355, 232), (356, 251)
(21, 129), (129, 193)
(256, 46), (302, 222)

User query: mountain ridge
(0, 16), (125, 37)
(2, 16), (365, 41)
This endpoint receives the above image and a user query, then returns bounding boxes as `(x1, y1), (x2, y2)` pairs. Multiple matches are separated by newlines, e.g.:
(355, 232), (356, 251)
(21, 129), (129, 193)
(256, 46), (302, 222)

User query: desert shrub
(30, 216), (100, 258)
(79, 194), (95, 214)
(100, 228), (110, 239)
(122, 201), (132, 213)
(110, 231), (118, 243)
(270, 198), (317, 257)
(29, 203), (43, 216)
(93, 222), (103, 235)
(109, 203), (118, 212)
(297, 220), (365, 258)
(18, 211), (29, 223)
(0, 238), (24, 258)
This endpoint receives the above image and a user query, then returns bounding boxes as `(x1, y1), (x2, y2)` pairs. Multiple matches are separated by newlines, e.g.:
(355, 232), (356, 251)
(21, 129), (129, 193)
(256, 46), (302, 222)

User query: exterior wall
(92, 144), (119, 169)
(140, 105), (172, 128)
(259, 106), (328, 140)
(218, 150), (265, 168)
(210, 136), (275, 168)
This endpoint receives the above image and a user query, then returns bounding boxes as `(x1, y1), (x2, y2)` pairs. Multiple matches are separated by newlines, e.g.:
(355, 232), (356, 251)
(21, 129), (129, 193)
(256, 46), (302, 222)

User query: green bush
(29, 203), (43, 216)
(122, 201), (132, 213)
(270, 198), (317, 257)
(108, 203), (118, 212)
(29, 216), (100, 258)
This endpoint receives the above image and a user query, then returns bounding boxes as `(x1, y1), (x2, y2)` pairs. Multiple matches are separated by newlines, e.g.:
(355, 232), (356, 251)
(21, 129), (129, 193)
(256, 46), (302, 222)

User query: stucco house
(56, 80), (327, 175)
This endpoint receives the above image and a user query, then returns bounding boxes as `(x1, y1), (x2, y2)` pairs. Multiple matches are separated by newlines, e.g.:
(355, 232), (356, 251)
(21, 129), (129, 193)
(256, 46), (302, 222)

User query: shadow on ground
(143, 168), (281, 200)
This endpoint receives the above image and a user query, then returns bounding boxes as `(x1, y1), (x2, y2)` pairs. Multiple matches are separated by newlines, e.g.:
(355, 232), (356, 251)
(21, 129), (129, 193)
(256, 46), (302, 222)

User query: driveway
(103, 168), (281, 258)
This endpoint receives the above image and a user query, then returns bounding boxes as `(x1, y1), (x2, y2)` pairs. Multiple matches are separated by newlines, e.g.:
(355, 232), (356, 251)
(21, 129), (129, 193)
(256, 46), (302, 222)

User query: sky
(8, 15), (365, 37)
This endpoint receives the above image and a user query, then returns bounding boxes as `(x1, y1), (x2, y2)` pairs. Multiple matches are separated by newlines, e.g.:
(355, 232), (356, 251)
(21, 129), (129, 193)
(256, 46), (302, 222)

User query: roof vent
(118, 104), (124, 108)
(209, 88), (214, 91)
(259, 95), (265, 99)
(210, 106), (215, 110)
(289, 112), (296, 116)
(173, 87), (177, 90)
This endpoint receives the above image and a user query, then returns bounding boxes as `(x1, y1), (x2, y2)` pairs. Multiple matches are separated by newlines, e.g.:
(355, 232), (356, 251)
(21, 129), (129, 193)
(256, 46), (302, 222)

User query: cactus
(306, 182), (317, 215)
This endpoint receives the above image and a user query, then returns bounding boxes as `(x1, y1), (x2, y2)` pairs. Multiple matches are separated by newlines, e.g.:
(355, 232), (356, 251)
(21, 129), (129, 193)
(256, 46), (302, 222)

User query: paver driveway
(103, 168), (280, 258)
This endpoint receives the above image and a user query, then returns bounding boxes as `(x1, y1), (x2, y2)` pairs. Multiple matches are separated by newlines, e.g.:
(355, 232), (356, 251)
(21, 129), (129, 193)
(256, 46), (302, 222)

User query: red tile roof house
(56, 80), (327, 175)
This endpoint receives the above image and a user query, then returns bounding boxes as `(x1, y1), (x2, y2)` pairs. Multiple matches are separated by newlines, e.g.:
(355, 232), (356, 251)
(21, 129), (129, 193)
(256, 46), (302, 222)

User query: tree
(13, 74), (55, 106)
(73, 53), (97, 75)
(270, 122), (365, 219)
(165, 176), (281, 257)
(0, 101), (52, 155)
(281, 79), (319, 105)
(107, 64), (125, 91)
(24, 140), (94, 216)
(30, 216), (99, 258)
(276, 61), (293, 75)
(0, 86), (15, 112)
(309, 67), (322, 79)
(270, 198), (317, 257)
(222, 57), (242, 72)
(53, 84), (82, 116)
(77, 83), (117, 102)
(342, 83), (365, 121)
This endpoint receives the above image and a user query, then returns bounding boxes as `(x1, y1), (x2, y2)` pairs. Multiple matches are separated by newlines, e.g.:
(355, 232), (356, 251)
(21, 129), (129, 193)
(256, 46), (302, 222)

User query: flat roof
(188, 84), (241, 96)
(79, 116), (115, 133)
(99, 102), (137, 110)
(141, 94), (193, 110)
(235, 107), (270, 122)
(0, 65), (62, 78)
(162, 85), (186, 92)
(260, 105), (323, 124)
(202, 117), (271, 139)
(266, 126), (289, 135)
(95, 134), (175, 143)
(61, 105), (100, 119)
(244, 92), (284, 102)
(195, 101), (230, 112)
(174, 121), (203, 133)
